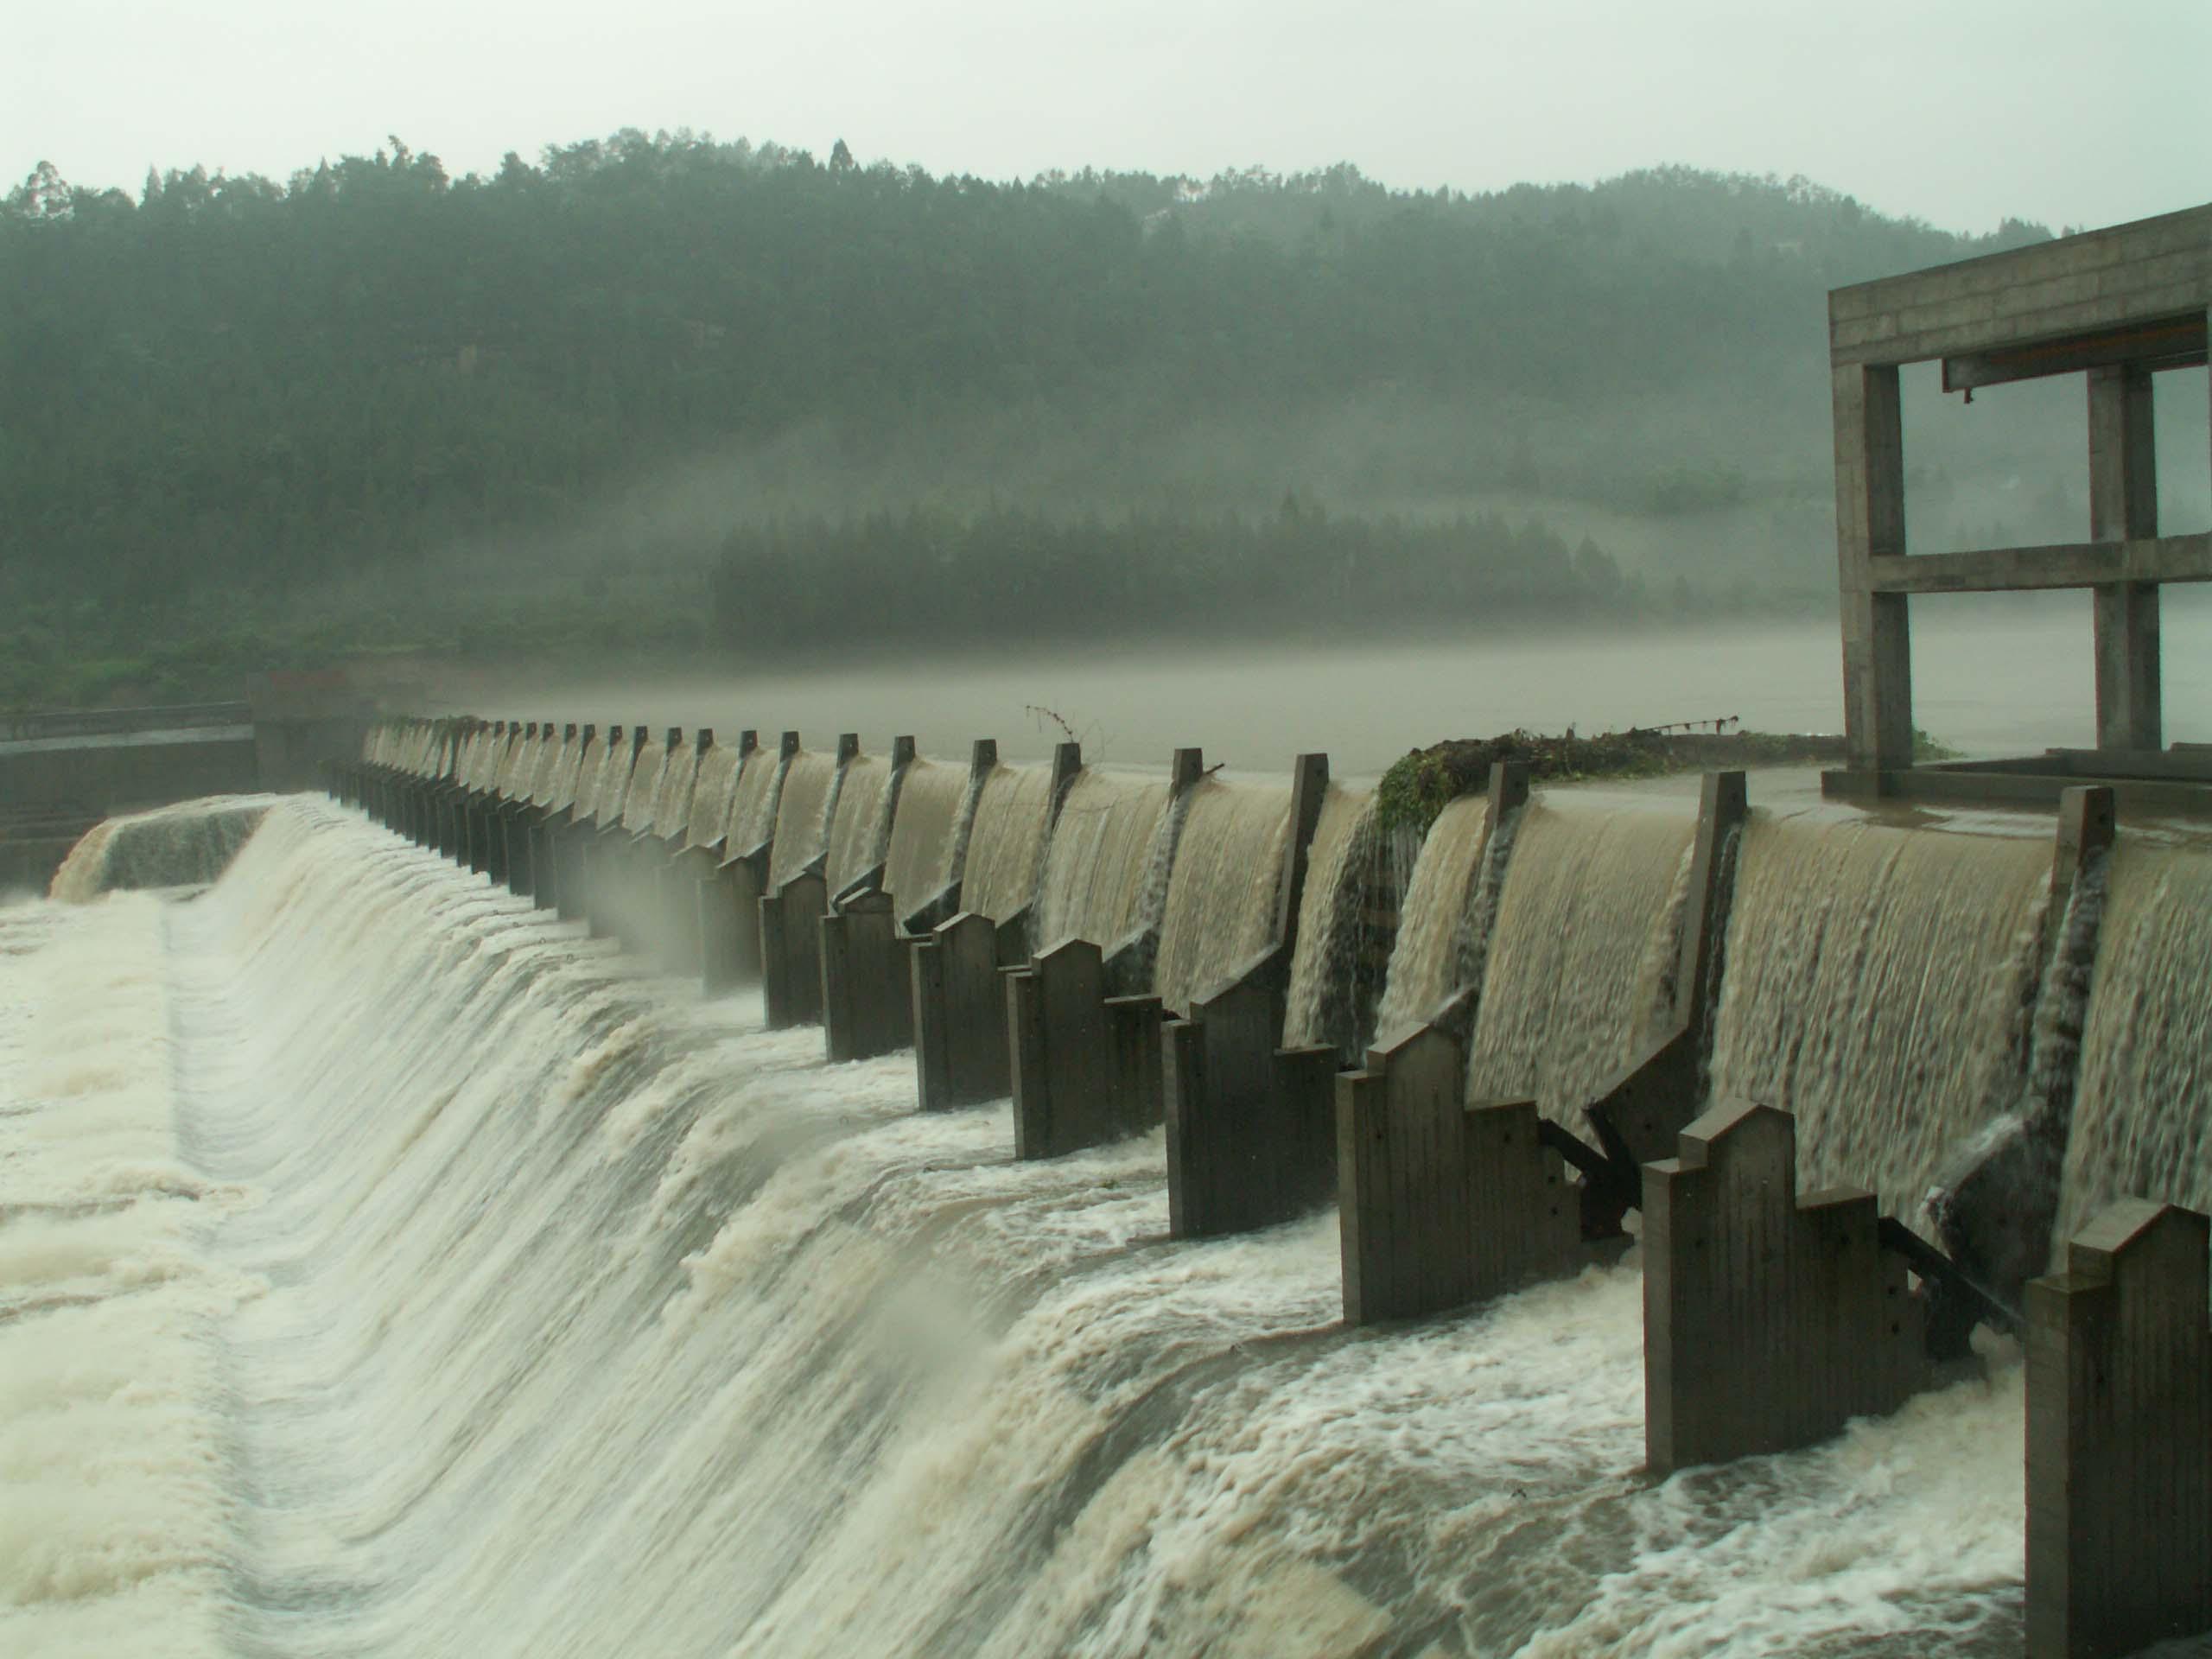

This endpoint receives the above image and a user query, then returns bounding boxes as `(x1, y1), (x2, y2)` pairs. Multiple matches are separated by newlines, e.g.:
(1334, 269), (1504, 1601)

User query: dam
(8, 218), (2212, 1659)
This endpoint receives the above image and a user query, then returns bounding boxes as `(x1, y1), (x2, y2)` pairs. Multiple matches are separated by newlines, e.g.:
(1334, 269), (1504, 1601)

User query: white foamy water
(0, 798), (2087, 1656)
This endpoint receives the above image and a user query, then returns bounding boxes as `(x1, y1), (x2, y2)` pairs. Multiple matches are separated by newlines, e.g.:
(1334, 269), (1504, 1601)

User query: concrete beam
(2025, 1200), (2212, 1659)
(1942, 311), (2208, 391)
(1828, 203), (2212, 368)
(1861, 531), (2212, 594)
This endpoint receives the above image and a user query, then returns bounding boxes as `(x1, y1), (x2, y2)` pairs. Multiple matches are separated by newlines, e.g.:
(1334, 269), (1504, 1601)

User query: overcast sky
(9, 0), (2207, 233)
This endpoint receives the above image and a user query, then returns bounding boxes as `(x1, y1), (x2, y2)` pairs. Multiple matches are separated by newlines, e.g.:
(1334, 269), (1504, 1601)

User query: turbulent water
(1033, 771), (1173, 950)
(1150, 780), (1293, 1015)
(0, 799), (2044, 1656)
(1465, 798), (1696, 1123)
(1707, 815), (2051, 1212)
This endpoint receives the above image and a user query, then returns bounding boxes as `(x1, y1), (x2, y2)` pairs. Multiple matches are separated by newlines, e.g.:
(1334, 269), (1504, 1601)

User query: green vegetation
(1375, 728), (1859, 836)
(1, 132), (2056, 708)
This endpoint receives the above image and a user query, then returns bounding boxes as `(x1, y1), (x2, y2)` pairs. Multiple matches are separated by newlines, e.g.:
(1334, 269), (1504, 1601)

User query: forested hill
(1, 132), (2054, 705)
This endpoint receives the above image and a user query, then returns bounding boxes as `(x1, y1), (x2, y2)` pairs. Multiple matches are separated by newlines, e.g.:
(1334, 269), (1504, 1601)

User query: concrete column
(1835, 362), (1914, 775)
(2025, 1200), (2211, 1659)
(1643, 1101), (1923, 1474)
(2088, 362), (2161, 753)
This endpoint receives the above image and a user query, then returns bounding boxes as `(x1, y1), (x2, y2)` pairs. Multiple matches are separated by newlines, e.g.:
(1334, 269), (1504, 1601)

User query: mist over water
(431, 595), (2212, 776)
(2, 799), (2062, 1657)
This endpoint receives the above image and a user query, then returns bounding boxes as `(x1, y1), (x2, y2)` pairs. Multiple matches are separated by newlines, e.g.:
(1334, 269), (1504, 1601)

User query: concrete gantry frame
(1829, 203), (2210, 775)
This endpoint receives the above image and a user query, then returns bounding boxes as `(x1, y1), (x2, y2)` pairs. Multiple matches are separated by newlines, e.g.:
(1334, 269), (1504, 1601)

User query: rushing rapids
(3, 796), (2060, 1657)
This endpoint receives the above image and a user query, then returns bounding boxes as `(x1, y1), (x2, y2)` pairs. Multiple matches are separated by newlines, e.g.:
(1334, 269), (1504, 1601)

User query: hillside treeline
(0, 130), (2052, 704)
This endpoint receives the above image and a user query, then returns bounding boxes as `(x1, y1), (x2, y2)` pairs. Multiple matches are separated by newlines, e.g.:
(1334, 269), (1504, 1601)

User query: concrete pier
(1161, 753), (1337, 1237)
(2025, 1200), (2212, 1659)
(1165, 972), (1338, 1237)
(758, 734), (855, 1027)
(910, 741), (1081, 1110)
(703, 731), (795, 990)
(1643, 1102), (1924, 1474)
(1337, 1007), (1582, 1325)
(1007, 939), (1165, 1159)
(821, 738), (993, 1063)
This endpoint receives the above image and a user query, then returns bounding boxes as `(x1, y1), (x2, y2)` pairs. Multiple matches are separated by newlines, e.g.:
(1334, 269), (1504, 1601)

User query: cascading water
(1281, 786), (1377, 1052)
(48, 796), (276, 901)
(0, 798), (2044, 1656)
(765, 753), (838, 890)
(685, 747), (744, 850)
(1033, 771), (1173, 950)
(880, 760), (969, 915)
(1707, 815), (2051, 1211)
(823, 755), (893, 896)
(955, 765), (1058, 923)
(2059, 839), (2212, 1235)
(1465, 798), (1696, 1122)
(721, 745), (789, 856)
(619, 736), (670, 832)
(1149, 780), (1293, 1014)
(1370, 795), (1492, 1045)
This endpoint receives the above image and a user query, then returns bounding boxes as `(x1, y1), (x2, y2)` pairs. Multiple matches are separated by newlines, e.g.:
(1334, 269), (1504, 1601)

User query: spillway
(2061, 838), (2212, 1236)
(1707, 815), (2051, 1210)
(3, 798), (2041, 1655)
(953, 764), (1057, 923)
(1149, 779), (1292, 1014)
(765, 752), (837, 889)
(1370, 794), (1492, 1045)
(1465, 798), (1696, 1122)
(1033, 770), (1173, 950)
